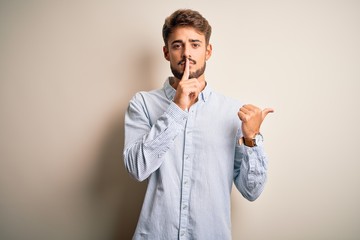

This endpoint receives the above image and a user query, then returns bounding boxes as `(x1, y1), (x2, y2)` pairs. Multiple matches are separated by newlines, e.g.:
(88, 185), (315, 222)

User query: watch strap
(242, 136), (256, 147)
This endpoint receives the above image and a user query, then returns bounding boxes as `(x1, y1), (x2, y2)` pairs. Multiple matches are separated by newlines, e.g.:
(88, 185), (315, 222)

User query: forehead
(167, 27), (205, 44)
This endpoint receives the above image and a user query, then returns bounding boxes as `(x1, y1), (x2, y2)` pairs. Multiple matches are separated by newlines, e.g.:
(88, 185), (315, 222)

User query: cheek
(196, 54), (207, 65)
(169, 56), (177, 64)
(169, 53), (179, 62)
(195, 51), (207, 61)
(170, 54), (182, 65)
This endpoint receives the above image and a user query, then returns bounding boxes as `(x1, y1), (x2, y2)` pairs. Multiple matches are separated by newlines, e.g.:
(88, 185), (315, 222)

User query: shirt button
(181, 231), (185, 236)
(183, 205), (187, 209)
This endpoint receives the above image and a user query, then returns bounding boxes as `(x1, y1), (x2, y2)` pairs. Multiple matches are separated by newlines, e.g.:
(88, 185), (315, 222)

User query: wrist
(173, 100), (188, 112)
(242, 131), (258, 139)
(241, 133), (263, 147)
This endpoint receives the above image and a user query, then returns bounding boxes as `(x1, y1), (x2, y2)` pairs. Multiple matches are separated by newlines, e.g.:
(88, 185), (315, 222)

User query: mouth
(178, 58), (196, 65)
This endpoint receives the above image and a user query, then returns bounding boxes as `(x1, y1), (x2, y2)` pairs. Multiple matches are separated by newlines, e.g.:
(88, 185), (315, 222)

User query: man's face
(163, 27), (212, 81)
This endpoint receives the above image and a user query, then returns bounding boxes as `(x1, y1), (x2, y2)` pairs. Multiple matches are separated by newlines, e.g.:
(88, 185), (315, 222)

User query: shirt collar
(163, 77), (212, 102)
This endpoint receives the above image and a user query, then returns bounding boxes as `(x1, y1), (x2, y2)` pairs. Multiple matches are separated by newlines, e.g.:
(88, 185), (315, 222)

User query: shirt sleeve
(123, 93), (188, 181)
(233, 130), (268, 201)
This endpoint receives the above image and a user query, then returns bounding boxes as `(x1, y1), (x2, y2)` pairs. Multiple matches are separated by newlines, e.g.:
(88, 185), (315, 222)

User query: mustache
(178, 58), (196, 65)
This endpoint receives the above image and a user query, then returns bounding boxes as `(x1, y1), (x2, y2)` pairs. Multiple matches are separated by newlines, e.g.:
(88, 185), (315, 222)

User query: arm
(123, 93), (188, 181)
(234, 138), (268, 201)
(124, 59), (201, 182)
(234, 104), (274, 201)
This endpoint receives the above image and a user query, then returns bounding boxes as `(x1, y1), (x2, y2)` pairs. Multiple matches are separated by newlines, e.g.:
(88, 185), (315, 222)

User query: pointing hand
(238, 104), (274, 138)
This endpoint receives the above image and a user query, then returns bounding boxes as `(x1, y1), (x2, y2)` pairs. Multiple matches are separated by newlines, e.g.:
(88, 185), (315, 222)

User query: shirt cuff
(166, 101), (188, 128)
(236, 142), (265, 156)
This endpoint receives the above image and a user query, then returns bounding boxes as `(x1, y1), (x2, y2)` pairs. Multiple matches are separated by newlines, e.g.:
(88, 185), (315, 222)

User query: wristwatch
(241, 133), (263, 147)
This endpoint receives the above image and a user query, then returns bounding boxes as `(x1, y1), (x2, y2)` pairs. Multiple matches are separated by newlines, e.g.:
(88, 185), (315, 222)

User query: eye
(192, 43), (200, 48)
(172, 43), (182, 50)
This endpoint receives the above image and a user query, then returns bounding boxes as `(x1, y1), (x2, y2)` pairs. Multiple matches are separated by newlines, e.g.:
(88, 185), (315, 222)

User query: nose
(182, 43), (191, 59)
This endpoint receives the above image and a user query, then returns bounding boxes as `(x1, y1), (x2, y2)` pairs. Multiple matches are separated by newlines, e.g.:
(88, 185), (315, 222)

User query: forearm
(123, 100), (188, 181)
(234, 145), (268, 201)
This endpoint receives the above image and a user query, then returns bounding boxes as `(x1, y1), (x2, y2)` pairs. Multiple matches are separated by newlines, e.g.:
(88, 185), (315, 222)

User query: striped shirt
(123, 78), (268, 240)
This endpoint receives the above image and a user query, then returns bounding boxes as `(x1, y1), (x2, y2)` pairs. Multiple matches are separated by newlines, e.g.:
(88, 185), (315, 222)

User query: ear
(205, 43), (212, 61)
(163, 46), (170, 61)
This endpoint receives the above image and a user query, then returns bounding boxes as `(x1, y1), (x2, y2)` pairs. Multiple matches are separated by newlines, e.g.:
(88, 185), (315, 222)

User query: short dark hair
(162, 9), (212, 46)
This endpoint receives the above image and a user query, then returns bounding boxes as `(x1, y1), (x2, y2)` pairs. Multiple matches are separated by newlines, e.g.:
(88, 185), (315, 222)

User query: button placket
(178, 105), (196, 239)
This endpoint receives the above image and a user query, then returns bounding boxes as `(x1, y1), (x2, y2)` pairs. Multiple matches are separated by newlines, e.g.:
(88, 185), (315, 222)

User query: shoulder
(210, 90), (243, 110)
(205, 90), (242, 128)
(130, 88), (164, 104)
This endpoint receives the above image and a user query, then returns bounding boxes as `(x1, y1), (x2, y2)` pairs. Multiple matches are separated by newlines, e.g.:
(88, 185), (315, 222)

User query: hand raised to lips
(173, 58), (203, 111)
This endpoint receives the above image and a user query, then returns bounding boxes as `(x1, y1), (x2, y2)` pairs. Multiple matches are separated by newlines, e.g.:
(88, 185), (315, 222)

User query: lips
(178, 59), (196, 65)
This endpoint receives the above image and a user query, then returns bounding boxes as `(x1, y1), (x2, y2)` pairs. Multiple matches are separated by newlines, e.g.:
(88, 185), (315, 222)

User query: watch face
(255, 133), (264, 146)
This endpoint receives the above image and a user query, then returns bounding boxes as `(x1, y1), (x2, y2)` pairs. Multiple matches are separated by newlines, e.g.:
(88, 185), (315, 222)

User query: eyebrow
(189, 39), (202, 43)
(170, 39), (202, 45)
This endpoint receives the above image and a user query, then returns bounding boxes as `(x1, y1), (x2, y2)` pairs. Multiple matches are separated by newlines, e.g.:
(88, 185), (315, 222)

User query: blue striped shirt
(123, 78), (268, 240)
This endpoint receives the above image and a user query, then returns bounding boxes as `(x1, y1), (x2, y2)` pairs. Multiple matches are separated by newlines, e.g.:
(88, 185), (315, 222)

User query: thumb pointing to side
(262, 108), (274, 120)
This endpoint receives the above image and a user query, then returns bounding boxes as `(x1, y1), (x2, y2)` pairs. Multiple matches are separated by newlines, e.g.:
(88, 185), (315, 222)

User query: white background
(1, 1), (359, 239)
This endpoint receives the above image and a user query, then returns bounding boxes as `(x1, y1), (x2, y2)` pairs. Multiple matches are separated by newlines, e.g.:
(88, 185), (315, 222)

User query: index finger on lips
(181, 58), (190, 81)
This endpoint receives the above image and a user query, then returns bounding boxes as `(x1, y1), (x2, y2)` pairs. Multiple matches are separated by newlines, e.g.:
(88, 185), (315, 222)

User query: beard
(171, 61), (206, 80)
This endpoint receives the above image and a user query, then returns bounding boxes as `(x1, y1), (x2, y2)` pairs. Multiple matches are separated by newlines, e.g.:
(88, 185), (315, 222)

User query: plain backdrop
(1, 1), (359, 239)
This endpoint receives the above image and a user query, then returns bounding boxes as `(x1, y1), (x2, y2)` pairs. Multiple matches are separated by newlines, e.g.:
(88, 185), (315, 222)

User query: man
(123, 9), (274, 240)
